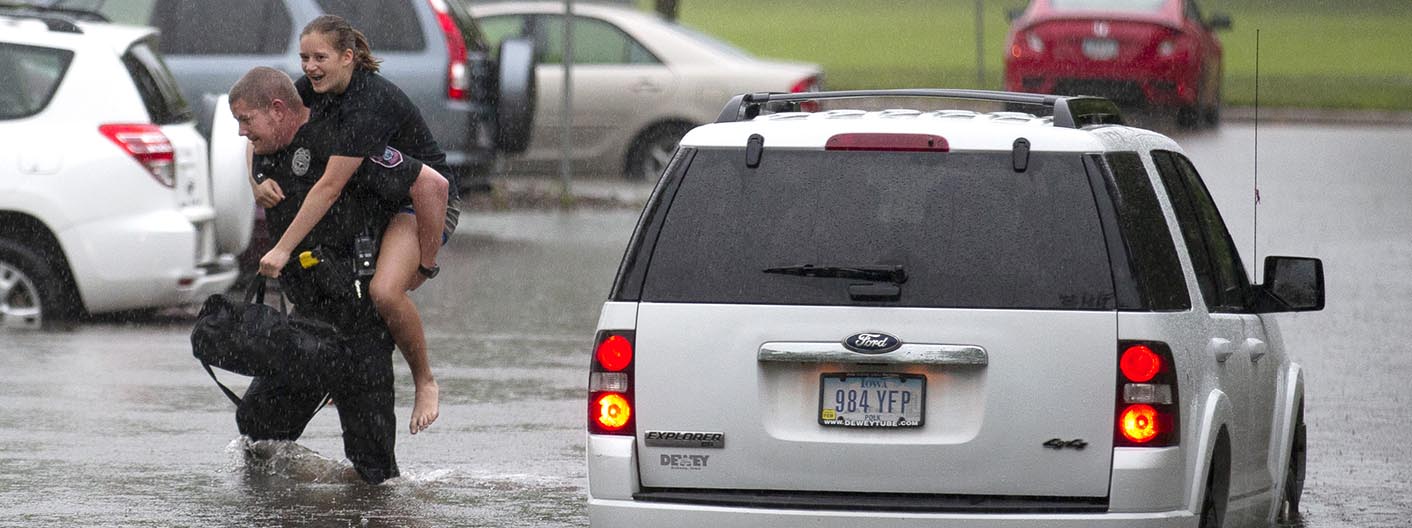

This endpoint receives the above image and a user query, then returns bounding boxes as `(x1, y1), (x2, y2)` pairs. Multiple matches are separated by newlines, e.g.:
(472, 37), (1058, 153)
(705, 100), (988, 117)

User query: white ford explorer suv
(587, 90), (1323, 528)
(0, 8), (249, 329)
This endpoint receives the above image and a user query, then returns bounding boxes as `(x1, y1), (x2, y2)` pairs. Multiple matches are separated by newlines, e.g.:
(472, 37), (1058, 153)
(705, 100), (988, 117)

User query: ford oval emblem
(843, 332), (902, 354)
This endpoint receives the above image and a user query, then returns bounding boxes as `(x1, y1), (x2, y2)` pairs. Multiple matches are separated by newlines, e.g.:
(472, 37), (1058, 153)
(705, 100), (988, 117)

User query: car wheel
(1279, 400), (1307, 522)
(1203, 85), (1223, 127)
(1200, 434), (1230, 528)
(625, 123), (693, 181)
(1177, 104), (1202, 129)
(0, 238), (76, 330)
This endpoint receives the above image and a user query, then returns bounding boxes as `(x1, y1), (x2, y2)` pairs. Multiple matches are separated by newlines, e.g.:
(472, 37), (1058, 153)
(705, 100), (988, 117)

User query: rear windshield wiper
(762, 264), (907, 284)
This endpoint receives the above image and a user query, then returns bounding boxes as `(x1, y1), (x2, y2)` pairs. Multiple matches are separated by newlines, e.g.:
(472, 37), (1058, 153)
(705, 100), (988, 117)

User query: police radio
(353, 232), (377, 299)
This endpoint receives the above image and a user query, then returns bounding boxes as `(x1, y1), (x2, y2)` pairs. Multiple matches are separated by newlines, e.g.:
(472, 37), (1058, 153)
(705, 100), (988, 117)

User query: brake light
(1026, 32), (1045, 54)
(1115, 341), (1179, 447)
(788, 75), (822, 112)
(589, 331), (635, 435)
(596, 334), (633, 372)
(428, 0), (469, 101)
(1120, 344), (1161, 382)
(789, 75), (820, 94)
(99, 123), (175, 188)
(825, 133), (948, 152)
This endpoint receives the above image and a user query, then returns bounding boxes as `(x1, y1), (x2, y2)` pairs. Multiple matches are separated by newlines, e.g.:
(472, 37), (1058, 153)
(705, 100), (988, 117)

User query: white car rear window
(0, 43), (71, 120)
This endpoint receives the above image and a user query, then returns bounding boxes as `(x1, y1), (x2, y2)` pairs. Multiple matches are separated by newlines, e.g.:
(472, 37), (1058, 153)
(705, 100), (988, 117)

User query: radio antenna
(1252, 29), (1261, 274)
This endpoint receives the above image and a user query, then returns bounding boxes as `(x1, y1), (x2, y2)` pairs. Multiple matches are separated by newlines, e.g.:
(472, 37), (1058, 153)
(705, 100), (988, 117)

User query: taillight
(789, 75), (822, 112)
(99, 123), (175, 188)
(789, 75), (821, 94)
(428, 0), (469, 101)
(1026, 32), (1045, 54)
(1119, 344), (1161, 382)
(1115, 341), (1179, 446)
(1157, 40), (1177, 57)
(825, 133), (949, 152)
(589, 330), (634, 435)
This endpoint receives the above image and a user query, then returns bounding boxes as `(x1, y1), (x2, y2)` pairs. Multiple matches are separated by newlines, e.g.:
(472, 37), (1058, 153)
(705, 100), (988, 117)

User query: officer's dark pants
(235, 329), (399, 484)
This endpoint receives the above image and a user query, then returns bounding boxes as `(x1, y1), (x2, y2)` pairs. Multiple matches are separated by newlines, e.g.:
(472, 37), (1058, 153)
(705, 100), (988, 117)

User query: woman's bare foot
(410, 379), (440, 435)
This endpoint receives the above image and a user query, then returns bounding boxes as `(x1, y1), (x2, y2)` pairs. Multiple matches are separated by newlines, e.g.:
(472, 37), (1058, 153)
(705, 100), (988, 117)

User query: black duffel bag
(190, 278), (345, 405)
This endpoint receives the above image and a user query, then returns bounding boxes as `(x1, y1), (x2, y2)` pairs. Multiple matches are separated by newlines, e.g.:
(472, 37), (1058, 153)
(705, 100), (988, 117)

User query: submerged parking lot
(1, 122), (1410, 527)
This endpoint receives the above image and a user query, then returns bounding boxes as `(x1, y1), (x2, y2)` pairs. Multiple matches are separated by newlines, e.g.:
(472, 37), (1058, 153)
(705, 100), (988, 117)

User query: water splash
(225, 436), (359, 483)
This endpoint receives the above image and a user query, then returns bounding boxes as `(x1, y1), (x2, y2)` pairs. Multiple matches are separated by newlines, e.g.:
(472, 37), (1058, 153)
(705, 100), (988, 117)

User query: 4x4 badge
(843, 332), (901, 354)
(1043, 438), (1088, 450)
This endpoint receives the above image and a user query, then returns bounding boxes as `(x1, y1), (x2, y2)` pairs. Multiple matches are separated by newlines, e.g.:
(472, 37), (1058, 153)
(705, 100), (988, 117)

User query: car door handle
(1244, 338), (1268, 362)
(631, 79), (663, 93)
(1209, 337), (1234, 363)
(758, 342), (988, 366)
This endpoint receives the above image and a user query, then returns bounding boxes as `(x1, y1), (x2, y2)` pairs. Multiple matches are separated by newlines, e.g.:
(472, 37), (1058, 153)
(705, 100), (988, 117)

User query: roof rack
(0, 1), (110, 33)
(715, 89), (1124, 129)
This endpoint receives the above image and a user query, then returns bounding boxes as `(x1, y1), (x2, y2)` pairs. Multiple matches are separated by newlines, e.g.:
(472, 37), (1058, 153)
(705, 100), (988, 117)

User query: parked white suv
(0, 8), (248, 329)
(588, 90), (1323, 527)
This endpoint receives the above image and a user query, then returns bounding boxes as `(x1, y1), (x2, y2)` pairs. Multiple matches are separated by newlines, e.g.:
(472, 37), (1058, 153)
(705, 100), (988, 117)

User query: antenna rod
(1253, 29), (1260, 275)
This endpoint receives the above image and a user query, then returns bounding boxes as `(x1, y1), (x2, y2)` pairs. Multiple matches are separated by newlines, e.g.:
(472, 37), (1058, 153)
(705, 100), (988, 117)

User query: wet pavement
(1, 122), (1411, 527)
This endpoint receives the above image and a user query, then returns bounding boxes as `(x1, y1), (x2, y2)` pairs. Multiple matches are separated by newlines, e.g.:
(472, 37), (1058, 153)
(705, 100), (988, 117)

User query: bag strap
(245, 274), (289, 315)
(203, 362), (243, 406)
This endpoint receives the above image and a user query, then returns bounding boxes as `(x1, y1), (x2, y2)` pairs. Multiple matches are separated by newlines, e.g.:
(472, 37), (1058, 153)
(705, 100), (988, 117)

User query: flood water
(2, 123), (1410, 527)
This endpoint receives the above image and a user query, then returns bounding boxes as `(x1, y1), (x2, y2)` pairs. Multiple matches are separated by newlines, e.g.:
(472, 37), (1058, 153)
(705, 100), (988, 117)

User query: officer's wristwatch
(418, 264), (440, 279)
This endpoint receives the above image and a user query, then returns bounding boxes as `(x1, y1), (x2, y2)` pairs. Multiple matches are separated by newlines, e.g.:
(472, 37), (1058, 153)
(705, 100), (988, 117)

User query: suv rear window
(0, 43), (72, 120)
(636, 148), (1117, 310)
(146, 0), (292, 55)
(121, 39), (192, 125)
(317, 0), (425, 51)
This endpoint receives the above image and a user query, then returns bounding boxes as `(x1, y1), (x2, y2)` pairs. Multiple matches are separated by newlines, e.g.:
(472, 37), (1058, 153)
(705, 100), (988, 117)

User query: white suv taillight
(1115, 341), (1180, 446)
(589, 331), (634, 435)
(428, 0), (469, 101)
(99, 123), (175, 188)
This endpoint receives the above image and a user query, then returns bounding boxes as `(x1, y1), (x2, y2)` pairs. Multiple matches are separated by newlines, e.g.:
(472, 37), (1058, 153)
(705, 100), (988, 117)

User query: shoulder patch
(370, 147), (404, 169)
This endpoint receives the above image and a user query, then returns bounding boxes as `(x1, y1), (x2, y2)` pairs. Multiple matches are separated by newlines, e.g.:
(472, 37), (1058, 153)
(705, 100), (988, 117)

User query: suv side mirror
(1254, 256), (1324, 312)
(495, 37), (537, 155)
(1208, 13), (1232, 31)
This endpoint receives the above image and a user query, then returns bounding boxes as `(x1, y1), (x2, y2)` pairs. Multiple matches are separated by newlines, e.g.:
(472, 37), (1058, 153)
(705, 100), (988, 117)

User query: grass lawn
(649, 0), (1412, 110)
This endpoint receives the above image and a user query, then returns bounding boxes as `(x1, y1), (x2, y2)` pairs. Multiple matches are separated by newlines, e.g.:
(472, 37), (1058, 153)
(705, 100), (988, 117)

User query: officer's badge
(292, 147), (311, 176)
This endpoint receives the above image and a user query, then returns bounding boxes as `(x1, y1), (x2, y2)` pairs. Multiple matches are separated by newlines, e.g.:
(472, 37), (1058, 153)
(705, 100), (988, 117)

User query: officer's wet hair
(229, 67), (303, 110)
(302, 15), (382, 73)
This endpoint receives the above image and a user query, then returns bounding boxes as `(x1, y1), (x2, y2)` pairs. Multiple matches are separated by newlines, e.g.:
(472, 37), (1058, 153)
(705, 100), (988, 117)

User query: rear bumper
(60, 210), (239, 314)
(589, 434), (1194, 527)
(1004, 62), (1200, 107)
(589, 499), (1194, 527)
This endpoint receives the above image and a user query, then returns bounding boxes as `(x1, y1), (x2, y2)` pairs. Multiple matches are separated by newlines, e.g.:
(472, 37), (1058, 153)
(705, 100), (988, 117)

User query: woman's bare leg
(371, 213), (439, 435)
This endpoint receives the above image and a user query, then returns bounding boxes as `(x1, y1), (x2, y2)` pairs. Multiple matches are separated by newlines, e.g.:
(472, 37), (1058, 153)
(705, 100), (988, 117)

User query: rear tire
(0, 238), (78, 330)
(625, 123), (692, 181)
(1279, 401), (1307, 522)
(1200, 432), (1231, 528)
(1177, 105), (1202, 129)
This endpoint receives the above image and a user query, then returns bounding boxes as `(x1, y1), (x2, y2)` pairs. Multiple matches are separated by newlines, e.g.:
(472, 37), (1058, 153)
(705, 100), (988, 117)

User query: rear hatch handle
(758, 342), (988, 366)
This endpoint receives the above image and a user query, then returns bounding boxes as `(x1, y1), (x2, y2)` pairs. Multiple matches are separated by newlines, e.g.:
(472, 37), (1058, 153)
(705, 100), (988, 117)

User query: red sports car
(1004, 0), (1231, 126)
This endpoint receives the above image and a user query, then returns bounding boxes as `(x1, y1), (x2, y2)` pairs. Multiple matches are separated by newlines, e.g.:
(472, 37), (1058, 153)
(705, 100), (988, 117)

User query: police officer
(260, 15), (455, 435)
(227, 66), (434, 484)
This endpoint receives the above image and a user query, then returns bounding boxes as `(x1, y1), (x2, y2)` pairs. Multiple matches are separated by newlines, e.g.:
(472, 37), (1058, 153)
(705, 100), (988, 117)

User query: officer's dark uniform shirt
(296, 69), (456, 195)
(252, 116), (378, 253)
(252, 116), (391, 334)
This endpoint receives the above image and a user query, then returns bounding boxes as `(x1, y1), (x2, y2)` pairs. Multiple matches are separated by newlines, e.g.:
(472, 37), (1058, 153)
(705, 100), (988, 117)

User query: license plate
(819, 373), (925, 428)
(1083, 38), (1119, 60)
